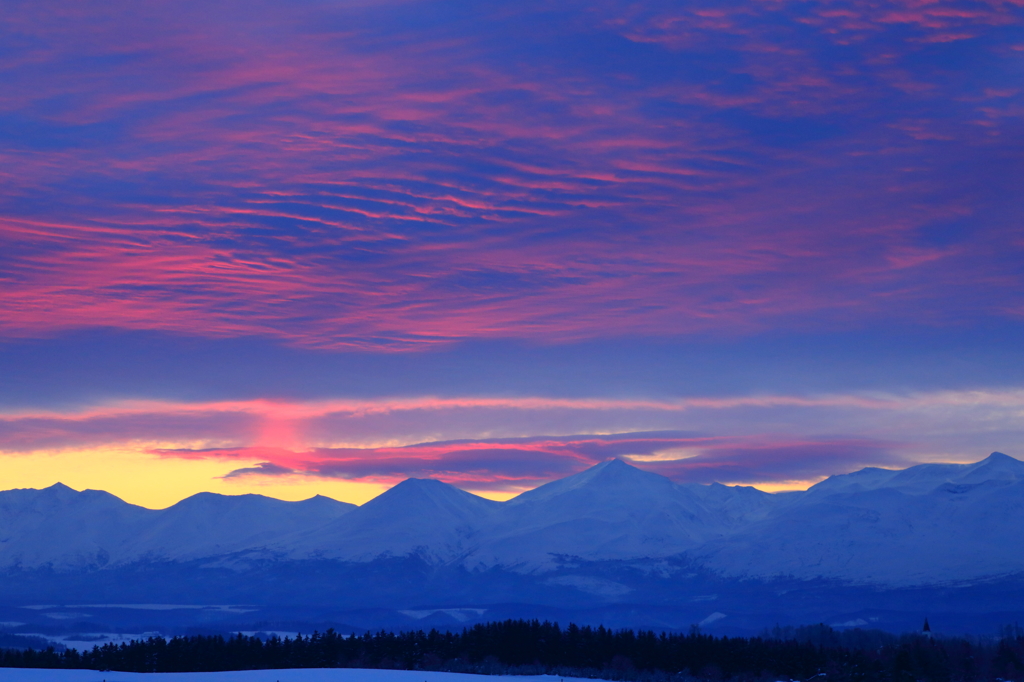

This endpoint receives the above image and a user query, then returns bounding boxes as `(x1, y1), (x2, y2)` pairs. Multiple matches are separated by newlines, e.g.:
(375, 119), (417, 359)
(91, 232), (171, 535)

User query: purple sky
(1, 0), (1022, 505)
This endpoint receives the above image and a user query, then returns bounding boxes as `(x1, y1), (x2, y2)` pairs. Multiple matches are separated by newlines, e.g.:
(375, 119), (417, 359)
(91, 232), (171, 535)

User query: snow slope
(803, 452), (1024, 497)
(0, 670), (612, 682)
(282, 478), (501, 563)
(2, 453), (1023, 585)
(131, 493), (355, 562)
(0, 487), (354, 569)
(465, 460), (734, 569)
(0, 484), (155, 570)
(697, 453), (1024, 584)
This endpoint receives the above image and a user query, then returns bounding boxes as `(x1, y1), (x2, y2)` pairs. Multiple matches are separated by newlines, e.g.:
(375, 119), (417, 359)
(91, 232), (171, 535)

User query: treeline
(2, 619), (1024, 681)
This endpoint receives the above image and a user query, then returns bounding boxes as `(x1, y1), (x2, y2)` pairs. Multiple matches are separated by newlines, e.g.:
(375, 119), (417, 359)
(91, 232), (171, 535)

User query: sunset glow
(1, 0), (1022, 505)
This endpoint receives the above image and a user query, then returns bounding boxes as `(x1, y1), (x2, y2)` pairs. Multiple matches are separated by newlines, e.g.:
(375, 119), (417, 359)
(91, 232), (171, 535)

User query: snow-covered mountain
(0, 483), (155, 570)
(464, 459), (733, 569)
(0, 485), (354, 570)
(131, 492), (356, 562)
(283, 478), (501, 563)
(804, 451), (1024, 496)
(2, 453), (1022, 586)
(696, 452), (1024, 584)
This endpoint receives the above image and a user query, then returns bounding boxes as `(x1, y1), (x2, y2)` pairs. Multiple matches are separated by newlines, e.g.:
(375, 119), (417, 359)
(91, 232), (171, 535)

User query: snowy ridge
(2, 453), (1023, 585)
(0, 484), (155, 570)
(282, 478), (501, 563)
(696, 452), (1024, 584)
(0, 487), (355, 569)
(465, 460), (730, 569)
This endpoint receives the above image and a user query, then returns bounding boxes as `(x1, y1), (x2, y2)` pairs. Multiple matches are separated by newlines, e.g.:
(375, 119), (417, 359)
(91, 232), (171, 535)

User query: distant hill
(2, 453), (1023, 634)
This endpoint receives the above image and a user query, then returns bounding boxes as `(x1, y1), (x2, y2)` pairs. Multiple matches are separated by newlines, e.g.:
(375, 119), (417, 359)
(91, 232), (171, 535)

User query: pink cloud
(159, 433), (903, 491)
(639, 439), (903, 484)
(0, 0), (1020, 351)
(146, 430), (905, 489)
(4, 390), (1024, 488)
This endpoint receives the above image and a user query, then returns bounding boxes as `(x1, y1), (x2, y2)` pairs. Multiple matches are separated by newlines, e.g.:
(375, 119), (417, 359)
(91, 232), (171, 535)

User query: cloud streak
(188, 432), (903, 491)
(1, 389), (1022, 491)
(0, 0), (1020, 349)
(1, 0), (1021, 500)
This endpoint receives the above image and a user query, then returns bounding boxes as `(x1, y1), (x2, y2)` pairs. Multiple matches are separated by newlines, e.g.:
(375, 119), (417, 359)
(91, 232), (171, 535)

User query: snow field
(0, 670), (609, 682)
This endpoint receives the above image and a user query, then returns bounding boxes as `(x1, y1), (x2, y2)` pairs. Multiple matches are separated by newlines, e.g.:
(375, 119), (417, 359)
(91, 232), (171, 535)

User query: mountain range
(2, 453), (1023, 635)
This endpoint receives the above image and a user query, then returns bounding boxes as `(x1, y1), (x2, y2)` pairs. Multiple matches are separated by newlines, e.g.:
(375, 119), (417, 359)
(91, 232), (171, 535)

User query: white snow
(0, 488), (353, 571)
(2, 452), (1023, 585)
(74, 606), (255, 613)
(464, 460), (732, 570)
(281, 479), (500, 564)
(130, 493), (355, 562)
(0, 670), (610, 682)
(694, 452), (1024, 584)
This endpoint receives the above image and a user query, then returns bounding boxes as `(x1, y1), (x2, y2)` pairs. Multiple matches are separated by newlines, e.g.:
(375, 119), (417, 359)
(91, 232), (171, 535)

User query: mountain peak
(581, 457), (664, 479)
(35, 482), (98, 503)
(394, 476), (449, 488)
(575, 457), (642, 479)
(806, 452), (1024, 497)
(362, 477), (499, 519)
(508, 457), (676, 506)
(383, 477), (474, 499)
(957, 451), (1024, 485)
(594, 457), (646, 475)
(984, 451), (1018, 463)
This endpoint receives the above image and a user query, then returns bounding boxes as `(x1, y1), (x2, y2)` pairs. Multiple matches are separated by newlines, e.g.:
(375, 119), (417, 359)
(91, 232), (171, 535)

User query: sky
(1, 0), (1022, 508)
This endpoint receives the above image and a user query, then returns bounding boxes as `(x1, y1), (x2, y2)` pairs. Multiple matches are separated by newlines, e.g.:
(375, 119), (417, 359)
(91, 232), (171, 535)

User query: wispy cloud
(1, 389), (1022, 491)
(1, 0), (1020, 501)
(192, 432), (902, 490)
(220, 461), (296, 479)
(0, 0), (1020, 349)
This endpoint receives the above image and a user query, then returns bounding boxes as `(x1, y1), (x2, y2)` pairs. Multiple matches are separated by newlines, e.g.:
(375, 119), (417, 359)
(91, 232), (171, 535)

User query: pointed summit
(469, 457), (721, 569)
(295, 494), (356, 514)
(130, 490), (354, 561)
(957, 451), (1024, 485)
(0, 482), (153, 570)
(363, 477), (499, 522)
(509, 457), (674, 506)
(979, 452), (1022, 467)
(31, 482), (80, 501)
(806, 452), (1024, 497)
(281, 478), (499, 563)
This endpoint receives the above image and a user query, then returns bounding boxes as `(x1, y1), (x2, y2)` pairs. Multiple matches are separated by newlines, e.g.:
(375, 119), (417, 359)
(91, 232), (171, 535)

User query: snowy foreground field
(0, 671), (615, 682)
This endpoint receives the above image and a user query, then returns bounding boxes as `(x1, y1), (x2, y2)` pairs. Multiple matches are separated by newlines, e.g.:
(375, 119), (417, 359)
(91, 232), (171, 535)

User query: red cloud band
(0, 0), (1021, 348)
(150, 433), (903, 491)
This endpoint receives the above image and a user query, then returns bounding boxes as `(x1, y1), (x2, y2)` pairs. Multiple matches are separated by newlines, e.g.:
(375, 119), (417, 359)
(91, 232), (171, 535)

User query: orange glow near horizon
(2, 389), (1011, 507)
(0, 447), (389, 509)
(0, 444), (828, 509)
